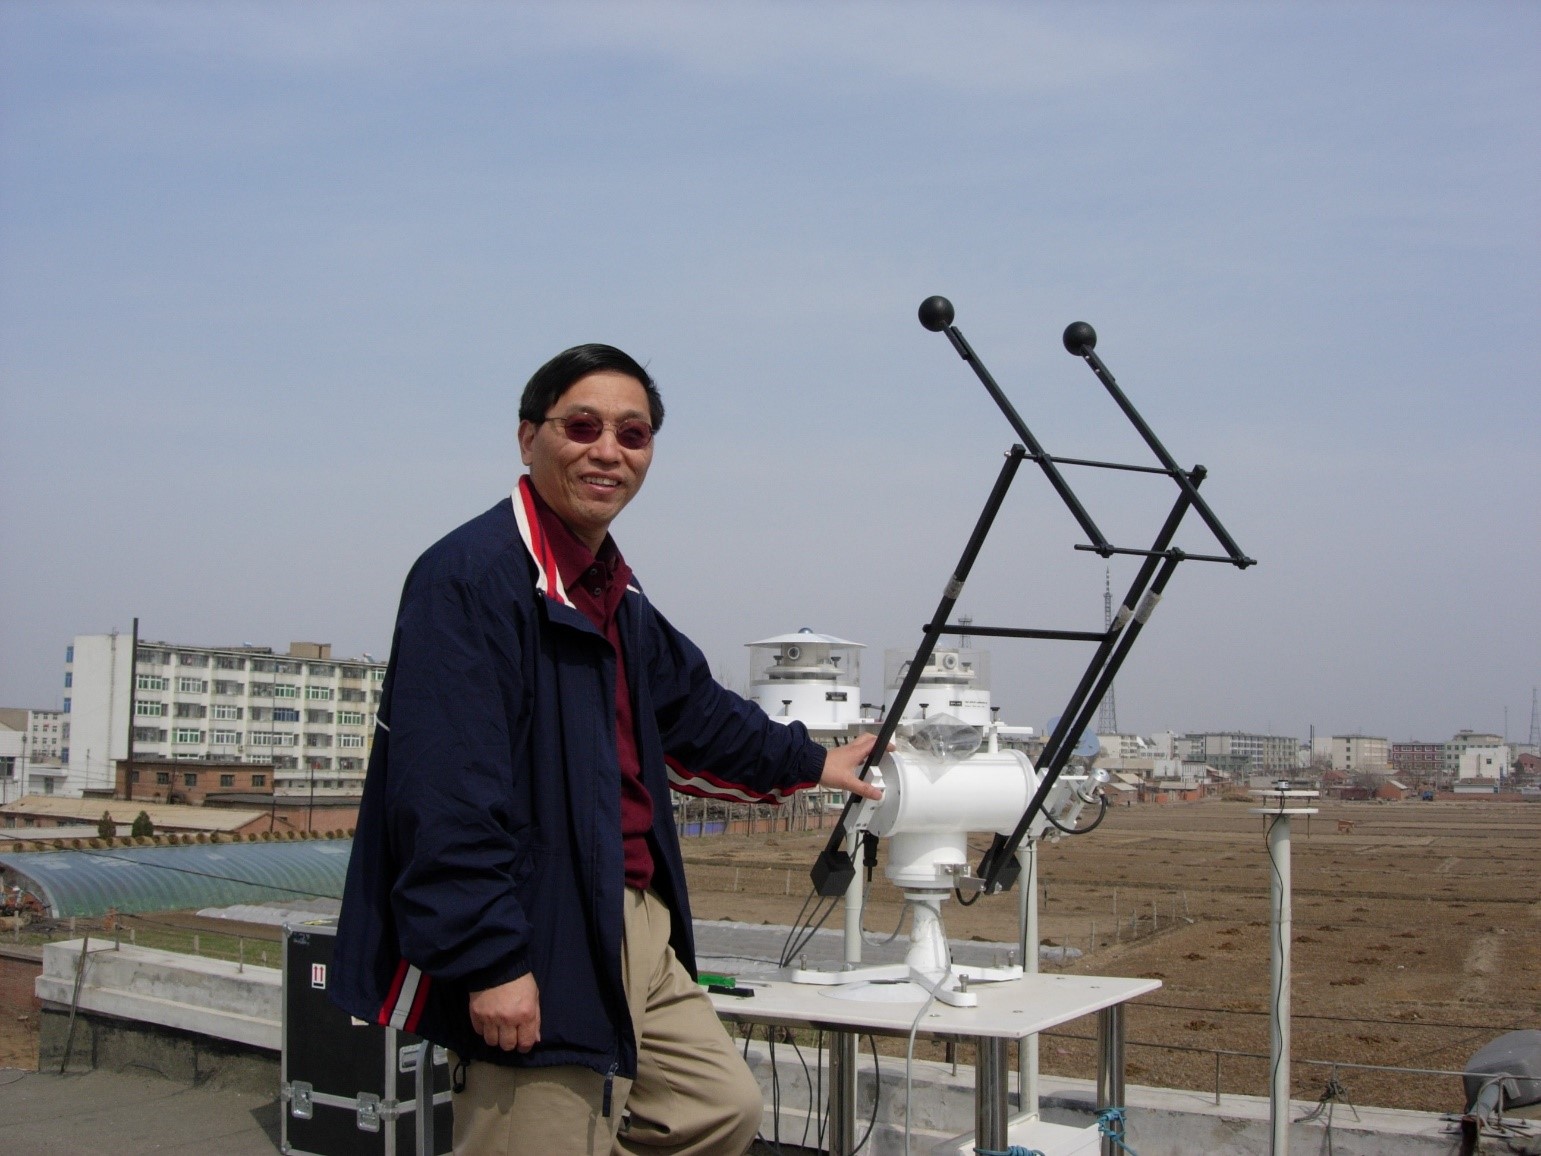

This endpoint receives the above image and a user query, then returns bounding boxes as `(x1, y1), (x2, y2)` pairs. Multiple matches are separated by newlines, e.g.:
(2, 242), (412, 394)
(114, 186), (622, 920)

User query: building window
(133, 726), (167, 742)
(154, 771), (171, 785)
(211, 729), (241, 744)
(339, 757), (363, 771)
(173, 728), (204, 744)
(249, 682), (274, 698)
(220, 774), (235, 787)
(213, 680), (245, 696)
(371, 669), (386, 682)
(337, 710), (366, 726)
(137, 674), (168, 691)
(183, 773), (198, 787)
(63, 698), (71, 713)
(339, 688), (367, 703)
(339, 734), (365, 749)
(305, 733), (333, 748)
(174, 703), (207, 719)
(66, 645), (74, 662)
(341, 666), (365, 680)
(215, 655), (246, 670)
(273, 707), (300, 723)
(306, 686), (334, 701)
(308, 663), (336, 677)
(307, 756), (333, 771)
(251, 774), (267, 787)
(64, 672), (72, 688)
(274, 661), (302, 675)
(136, 701), (167, 717)
(305, 709), (334, 724)
(177, 677), (208, 694)
(274, 684), (300, 699)
(128, 769), (140, 783)
(212, 704), (242, 721)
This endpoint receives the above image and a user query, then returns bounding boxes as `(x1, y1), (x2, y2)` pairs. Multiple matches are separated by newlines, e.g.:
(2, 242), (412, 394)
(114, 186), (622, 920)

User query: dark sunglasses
(543, 414), (655, 451)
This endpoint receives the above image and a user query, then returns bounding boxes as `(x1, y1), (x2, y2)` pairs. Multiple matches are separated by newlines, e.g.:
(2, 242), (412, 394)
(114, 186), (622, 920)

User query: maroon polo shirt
(528, 486), (655, 891)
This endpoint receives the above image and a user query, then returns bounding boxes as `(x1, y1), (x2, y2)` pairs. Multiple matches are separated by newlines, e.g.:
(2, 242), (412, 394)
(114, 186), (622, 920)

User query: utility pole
(124, 618), (138, 802)
(1097, 569), (1118, 735)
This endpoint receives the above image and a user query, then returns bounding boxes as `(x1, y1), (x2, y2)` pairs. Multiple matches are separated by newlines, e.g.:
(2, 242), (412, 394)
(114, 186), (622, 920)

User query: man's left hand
(819, 732), (886, 801)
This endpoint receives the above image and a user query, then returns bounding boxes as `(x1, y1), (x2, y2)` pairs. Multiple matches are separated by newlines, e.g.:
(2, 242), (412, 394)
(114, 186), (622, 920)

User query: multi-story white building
(1442, 731), (1504, 778)
(1174, 732), (1299, 773)
(63, 634), (384, 799)
(1331, 734), (1390, 774)
(0, 708), (69, 800)
(1457, 745), (1510, 781)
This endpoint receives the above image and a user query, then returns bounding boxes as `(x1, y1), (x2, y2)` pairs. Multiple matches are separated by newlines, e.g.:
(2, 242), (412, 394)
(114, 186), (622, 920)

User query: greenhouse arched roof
(0, 839), (353, 918)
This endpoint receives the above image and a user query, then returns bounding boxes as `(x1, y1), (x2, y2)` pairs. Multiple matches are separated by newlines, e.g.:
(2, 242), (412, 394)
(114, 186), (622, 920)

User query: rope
(974, 1147), (1045, 1156)
(1097, 1106), (1139, 1154)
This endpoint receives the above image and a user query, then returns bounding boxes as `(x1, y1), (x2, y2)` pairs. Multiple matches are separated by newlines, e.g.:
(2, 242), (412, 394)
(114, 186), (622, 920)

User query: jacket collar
(511, 476), (577, 609)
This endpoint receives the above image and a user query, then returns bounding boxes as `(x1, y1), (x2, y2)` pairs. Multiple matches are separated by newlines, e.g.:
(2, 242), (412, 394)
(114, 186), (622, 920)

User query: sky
(1, 2), (1537, 744)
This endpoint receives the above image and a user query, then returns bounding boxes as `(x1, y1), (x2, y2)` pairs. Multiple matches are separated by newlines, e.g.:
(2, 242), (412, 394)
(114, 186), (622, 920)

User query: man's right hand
(468, 973), (541, 1052)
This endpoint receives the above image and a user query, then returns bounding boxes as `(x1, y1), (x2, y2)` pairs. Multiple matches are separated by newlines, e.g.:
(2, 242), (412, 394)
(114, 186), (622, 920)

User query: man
(334, 344), (881, 1155)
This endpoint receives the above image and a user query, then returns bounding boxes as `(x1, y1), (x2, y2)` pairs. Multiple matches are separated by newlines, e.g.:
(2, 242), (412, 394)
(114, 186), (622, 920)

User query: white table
(711, 972), (1159, 1155)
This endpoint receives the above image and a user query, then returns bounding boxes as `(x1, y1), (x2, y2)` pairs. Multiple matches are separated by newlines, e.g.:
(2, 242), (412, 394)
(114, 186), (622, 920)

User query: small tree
(97, 811), (116, 839)
(130, 810), (155, 838)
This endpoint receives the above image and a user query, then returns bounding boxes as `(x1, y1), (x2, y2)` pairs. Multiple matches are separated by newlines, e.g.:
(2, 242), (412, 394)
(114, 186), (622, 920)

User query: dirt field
(679, 797), (1541, 1114)
(2, 798), (1533, 1116)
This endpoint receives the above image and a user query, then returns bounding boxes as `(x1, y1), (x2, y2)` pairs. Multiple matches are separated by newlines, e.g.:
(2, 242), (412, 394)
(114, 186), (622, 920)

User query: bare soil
(3, 798), (1532, 1116)
(679, 798), (1541, 1114)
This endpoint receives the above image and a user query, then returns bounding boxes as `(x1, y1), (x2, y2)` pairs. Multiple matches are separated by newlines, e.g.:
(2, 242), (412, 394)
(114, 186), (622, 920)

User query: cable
(785, 1030), (814, 1151)
(862, 900), (907, 947)
(857, 1033), (881, 1154)
(778, 891), (841, 969)
(1043, 790), (1109, 835)
(78, 849), (339, 899)
(903, 978), (942, 1156)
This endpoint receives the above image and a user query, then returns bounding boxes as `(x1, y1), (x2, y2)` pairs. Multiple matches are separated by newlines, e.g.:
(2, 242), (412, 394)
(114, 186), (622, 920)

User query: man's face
(518, 371), (654, 552)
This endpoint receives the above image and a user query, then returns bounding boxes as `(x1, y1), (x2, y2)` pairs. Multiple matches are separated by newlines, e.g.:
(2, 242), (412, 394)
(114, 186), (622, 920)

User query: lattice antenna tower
(1097, 568), (1118, 734)
(1529, 687), (1540, 749)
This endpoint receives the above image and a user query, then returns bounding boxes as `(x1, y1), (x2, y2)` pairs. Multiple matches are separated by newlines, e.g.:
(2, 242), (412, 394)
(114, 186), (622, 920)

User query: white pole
(1017, 839), (1039, 1116)
(1251, 786), (1317, 1156)
(843, 826), (864, 965)
(1267, 813), (1291, 1156)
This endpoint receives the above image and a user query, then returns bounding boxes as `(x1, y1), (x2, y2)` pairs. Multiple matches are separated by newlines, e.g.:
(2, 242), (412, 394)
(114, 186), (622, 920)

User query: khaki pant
(451, 888), (762, 1155)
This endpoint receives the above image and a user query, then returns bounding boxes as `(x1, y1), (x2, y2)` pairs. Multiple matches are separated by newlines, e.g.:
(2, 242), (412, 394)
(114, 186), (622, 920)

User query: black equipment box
(281, 921), (453, 1156)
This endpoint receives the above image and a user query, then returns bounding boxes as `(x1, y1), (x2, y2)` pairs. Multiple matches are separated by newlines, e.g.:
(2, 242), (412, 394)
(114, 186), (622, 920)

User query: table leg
(976, 1036), (1009, 1152)
(1096, 1004), (1127, 1156)
(829, 1030), (858, 1156)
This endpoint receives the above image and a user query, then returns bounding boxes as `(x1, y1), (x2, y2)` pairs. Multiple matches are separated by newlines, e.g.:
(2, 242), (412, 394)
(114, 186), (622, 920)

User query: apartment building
(63, 634), (384, 799)
(0, 707), (69, 799)
(1389, 741), (1442, 777)
(1442, 730), (1504, 778)
(1331, 734), (1390, 774)
(1174, 732), (1299, 773)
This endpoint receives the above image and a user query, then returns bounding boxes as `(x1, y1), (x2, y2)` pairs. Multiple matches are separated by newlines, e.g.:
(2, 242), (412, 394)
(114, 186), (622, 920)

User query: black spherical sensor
(1063, 322), (1097, 355)
(918, 296), (955, 332)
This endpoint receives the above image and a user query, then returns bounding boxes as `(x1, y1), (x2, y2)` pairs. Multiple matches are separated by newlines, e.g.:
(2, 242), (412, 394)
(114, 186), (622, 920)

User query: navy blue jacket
(332, 485), (825, 1076)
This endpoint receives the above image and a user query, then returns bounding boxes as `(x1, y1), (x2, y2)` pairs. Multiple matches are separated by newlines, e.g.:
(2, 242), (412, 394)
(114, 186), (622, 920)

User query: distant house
(1375, 779), (1411, 801)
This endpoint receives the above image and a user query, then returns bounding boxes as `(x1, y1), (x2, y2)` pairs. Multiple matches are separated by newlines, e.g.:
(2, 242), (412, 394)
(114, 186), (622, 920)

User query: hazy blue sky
(2, 2), (1537, 742)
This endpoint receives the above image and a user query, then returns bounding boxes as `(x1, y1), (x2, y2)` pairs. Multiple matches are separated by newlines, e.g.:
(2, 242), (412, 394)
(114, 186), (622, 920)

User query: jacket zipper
(602, 1061), (618, 1117)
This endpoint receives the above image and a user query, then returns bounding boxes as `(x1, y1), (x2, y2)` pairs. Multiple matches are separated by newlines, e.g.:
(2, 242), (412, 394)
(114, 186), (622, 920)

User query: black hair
(518, 344), (664, 431)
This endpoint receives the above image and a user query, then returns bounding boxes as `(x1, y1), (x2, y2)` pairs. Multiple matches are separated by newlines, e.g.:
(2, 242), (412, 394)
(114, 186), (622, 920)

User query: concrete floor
(0, 1066), (282, 1155)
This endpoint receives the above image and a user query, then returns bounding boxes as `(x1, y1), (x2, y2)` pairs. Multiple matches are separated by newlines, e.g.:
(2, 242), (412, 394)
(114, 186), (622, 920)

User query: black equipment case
(281, 921), (453, 1155)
